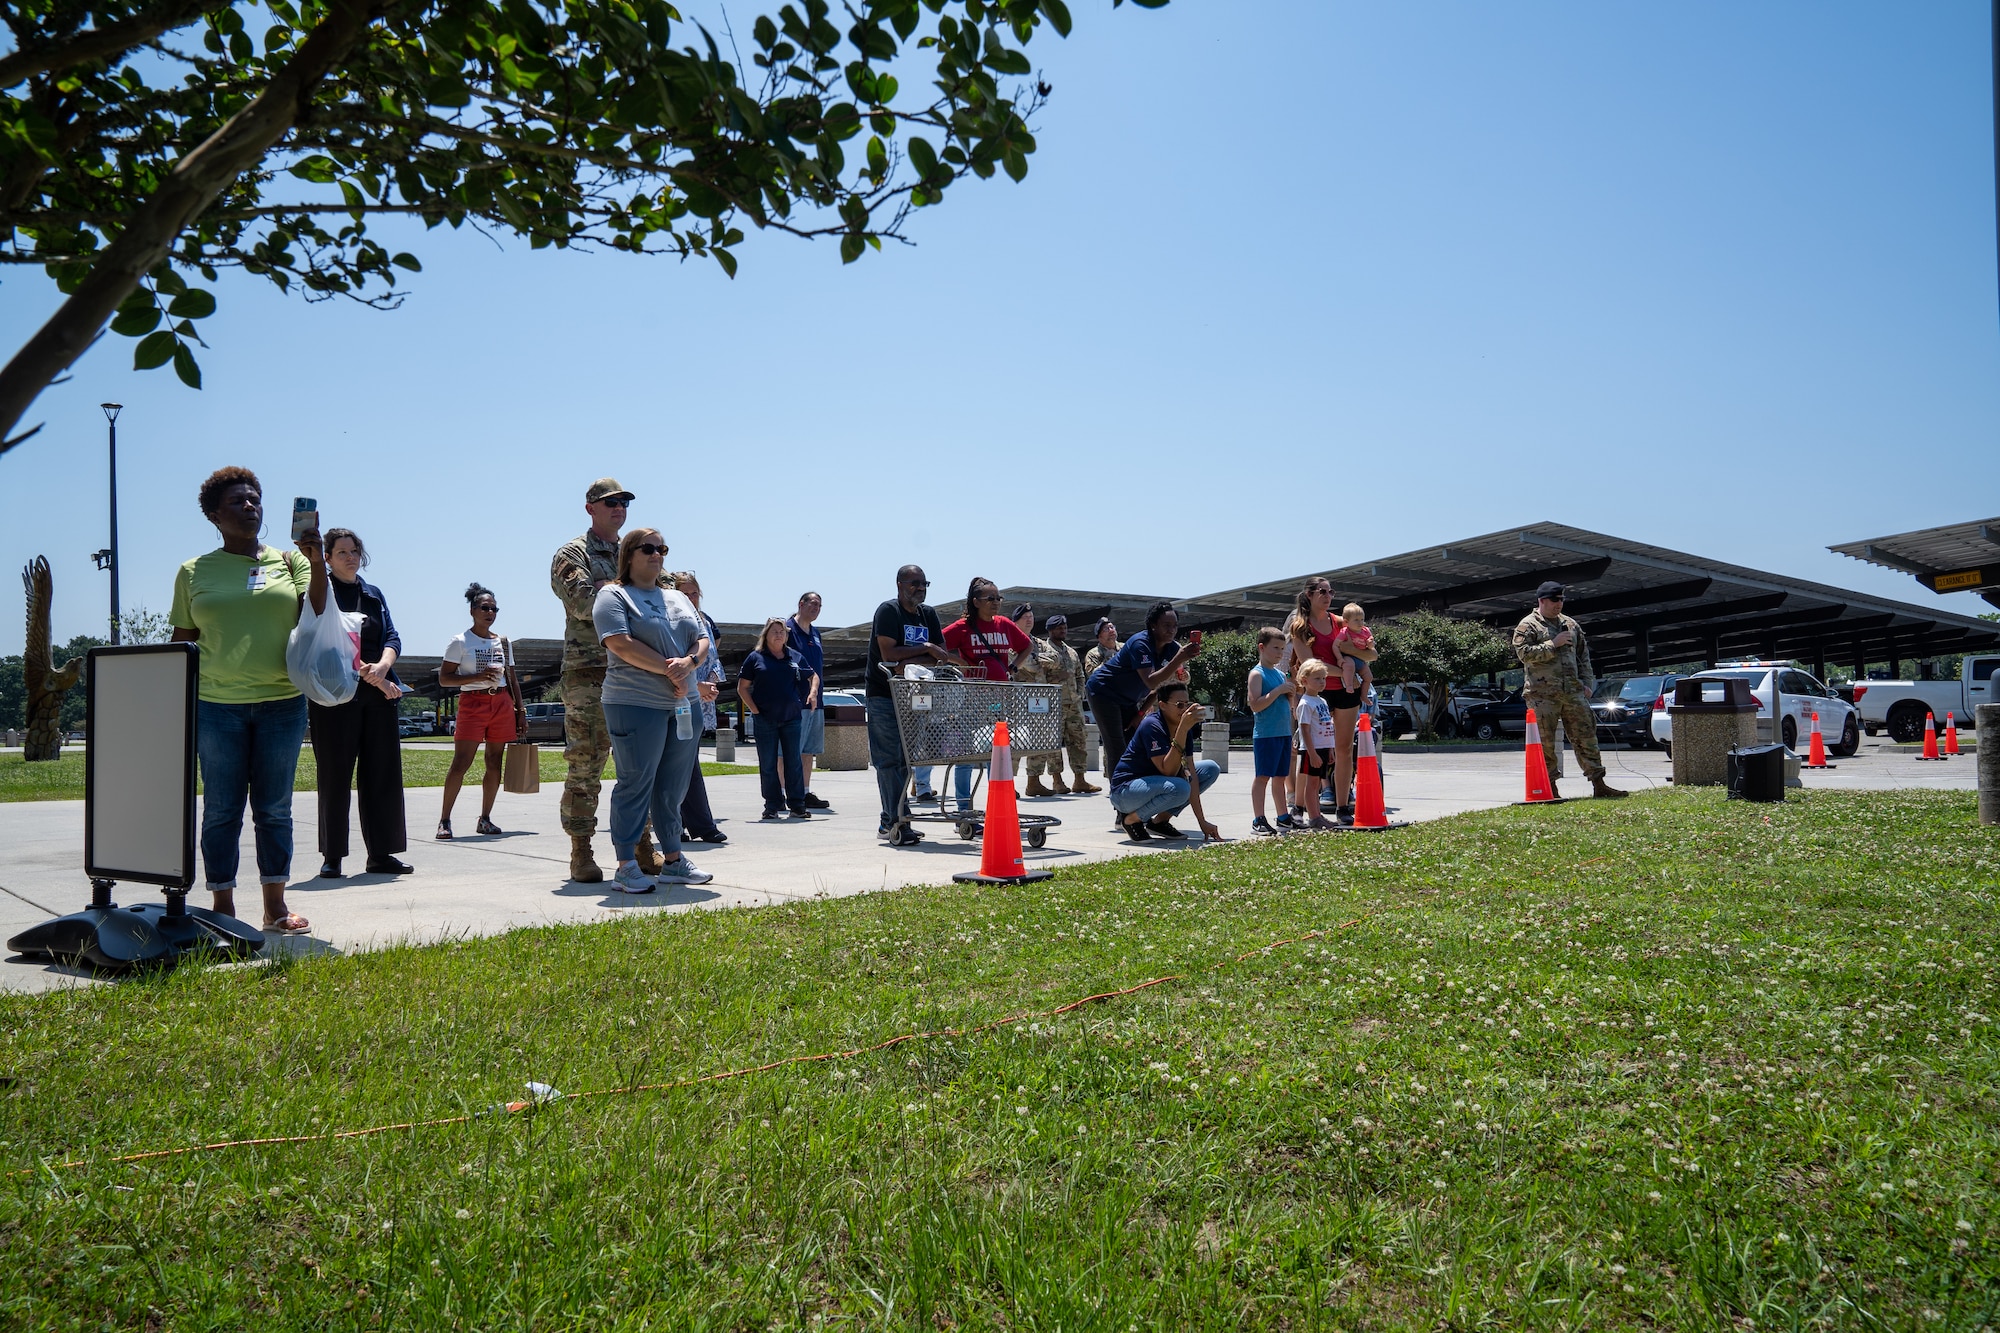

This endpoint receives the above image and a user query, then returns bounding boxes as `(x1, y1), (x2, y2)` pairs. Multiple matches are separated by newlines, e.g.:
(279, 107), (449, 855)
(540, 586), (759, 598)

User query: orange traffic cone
(1945, 712), (1961, 755)
(954, 719), (1053, 885)
(1916, 712), (1945, 760)
(1516, 707), (1562, 804)
(1336, 712), (1406, 831)
(1804, 711), (1831, 769)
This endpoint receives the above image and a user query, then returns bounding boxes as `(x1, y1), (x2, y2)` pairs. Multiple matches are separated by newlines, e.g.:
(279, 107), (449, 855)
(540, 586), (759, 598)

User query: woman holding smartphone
(168, 467), (322, 935)
(436, 582), (523, 839)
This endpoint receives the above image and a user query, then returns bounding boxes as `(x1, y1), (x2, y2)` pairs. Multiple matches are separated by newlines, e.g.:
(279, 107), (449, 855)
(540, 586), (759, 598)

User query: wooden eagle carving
(21, 557), (83, 762)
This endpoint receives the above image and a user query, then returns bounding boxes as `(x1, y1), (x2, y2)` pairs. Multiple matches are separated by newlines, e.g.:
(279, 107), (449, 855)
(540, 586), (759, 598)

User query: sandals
(476, 815), (503, 836)
(262, 912), (311, 936)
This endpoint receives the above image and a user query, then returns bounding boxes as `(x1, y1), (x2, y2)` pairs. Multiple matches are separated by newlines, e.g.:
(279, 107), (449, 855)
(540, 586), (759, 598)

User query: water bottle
(675, 696), (693, 740)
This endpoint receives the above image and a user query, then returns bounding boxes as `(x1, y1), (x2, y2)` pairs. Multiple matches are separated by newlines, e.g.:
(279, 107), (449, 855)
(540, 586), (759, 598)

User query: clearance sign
(1930, 566), (1993, 592)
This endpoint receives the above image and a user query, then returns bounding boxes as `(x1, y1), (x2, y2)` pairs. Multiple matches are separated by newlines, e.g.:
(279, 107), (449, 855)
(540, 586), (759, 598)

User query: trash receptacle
(821, 700), (870, 771)
(1727, 743), (1787, 802)
(1669, 677), (1759, 787)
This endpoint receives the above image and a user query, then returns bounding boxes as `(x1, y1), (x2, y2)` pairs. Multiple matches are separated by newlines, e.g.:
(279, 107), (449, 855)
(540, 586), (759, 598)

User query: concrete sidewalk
(0, 736), (1975, 994)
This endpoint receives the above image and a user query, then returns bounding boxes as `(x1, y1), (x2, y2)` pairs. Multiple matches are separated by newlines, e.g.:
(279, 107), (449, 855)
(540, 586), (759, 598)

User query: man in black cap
(1512, 581), (1624, 798)
(550, 477), (661, 879)
(1019, 612), (1099, 797)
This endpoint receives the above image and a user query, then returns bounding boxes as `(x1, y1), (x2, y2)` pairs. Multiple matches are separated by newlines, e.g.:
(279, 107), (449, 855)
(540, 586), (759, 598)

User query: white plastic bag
(287, 599), (364, 706)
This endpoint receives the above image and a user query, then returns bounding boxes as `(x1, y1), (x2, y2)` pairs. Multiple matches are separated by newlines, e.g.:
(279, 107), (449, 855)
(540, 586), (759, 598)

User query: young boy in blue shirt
(1246, 627), (1296, 835)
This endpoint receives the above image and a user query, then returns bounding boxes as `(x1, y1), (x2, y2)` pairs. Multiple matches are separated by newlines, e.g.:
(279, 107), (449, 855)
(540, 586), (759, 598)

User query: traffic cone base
(954, 718), (1055, 885)
(1516, 707), (1563, 805)
(1915, 712), (1947, 760)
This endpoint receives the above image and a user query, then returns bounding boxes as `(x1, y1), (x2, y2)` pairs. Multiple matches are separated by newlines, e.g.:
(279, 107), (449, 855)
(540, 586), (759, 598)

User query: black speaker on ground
(1727, 743), (1786, 802)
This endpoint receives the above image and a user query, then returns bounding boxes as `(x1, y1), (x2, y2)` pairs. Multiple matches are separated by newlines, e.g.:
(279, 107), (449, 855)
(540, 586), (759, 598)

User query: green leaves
(3, 0), (1172, 429)
(131, 330), (177, 370)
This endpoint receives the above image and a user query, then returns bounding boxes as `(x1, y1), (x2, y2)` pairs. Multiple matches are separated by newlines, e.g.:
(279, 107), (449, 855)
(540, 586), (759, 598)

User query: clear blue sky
(4, 0), (1997, 658)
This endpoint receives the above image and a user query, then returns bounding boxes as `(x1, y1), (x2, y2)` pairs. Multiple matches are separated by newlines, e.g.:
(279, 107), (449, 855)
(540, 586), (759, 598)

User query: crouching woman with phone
(1106, 682), (1223, 843)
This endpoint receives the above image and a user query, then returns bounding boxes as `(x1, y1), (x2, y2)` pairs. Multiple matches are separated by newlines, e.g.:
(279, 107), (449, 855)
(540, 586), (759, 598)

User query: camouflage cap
(586, 477), (634, 504)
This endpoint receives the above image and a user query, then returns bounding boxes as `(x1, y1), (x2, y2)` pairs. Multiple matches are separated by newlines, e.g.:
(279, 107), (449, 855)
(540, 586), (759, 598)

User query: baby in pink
(1332, 604), (1374, 694)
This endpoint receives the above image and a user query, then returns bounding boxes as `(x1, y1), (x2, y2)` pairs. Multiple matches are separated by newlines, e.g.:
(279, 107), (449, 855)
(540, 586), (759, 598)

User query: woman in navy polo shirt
(1085, 600), (1201, 778)
(1108, 681), (1223, 841)
(738, 618), (818, 820)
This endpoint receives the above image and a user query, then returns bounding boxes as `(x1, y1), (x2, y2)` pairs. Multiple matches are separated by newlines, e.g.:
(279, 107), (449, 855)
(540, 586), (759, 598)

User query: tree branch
(0, 0), (390, 449)
(0, 0), (214, 90)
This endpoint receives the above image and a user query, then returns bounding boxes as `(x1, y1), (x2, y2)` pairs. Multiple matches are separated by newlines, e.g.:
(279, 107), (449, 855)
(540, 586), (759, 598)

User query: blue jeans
(754, 714), (806, 813)
(910, 764), (974, 804)
(197, 695), (309, 889)
(1108, 760), (1222, 822)
(867, 697), (908, 830)
(604, 703), (698, 860)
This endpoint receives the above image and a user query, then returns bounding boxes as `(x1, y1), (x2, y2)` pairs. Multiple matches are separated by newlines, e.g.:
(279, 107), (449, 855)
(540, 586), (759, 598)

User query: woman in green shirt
(168, 466), (326, 935)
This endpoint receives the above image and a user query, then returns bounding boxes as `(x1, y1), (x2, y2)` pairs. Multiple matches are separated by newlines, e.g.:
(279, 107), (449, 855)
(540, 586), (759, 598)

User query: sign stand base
(9, 879), (264, 973)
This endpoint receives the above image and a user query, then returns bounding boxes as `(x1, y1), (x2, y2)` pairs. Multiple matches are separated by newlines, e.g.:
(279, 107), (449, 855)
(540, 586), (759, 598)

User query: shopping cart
(886, 668), (1064, 847)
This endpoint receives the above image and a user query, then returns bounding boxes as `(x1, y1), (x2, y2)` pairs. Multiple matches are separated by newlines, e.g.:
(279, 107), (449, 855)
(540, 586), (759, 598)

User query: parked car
(1649, 663), (1860, 756)
(1457, 691), (1530, 741)
(1374, 682), (1499, 738)
(521, 701), (566, 744)
(1591, 674), (1681, 748)
(397, 716), (433, 738)
(1851, 654), (1999, 741)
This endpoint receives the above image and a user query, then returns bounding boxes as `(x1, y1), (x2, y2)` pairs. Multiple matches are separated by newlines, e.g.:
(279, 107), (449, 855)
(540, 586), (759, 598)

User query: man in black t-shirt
(866, 564), (965, 844)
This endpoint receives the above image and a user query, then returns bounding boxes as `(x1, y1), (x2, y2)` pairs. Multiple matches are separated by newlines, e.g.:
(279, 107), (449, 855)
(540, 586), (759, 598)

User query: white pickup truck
(1853, 654), (1999, 741)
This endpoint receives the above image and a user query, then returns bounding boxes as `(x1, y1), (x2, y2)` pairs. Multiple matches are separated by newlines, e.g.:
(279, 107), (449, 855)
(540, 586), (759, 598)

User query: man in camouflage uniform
(1082, 617), (1122, 775)
(1020, 613), (1099, 797)
(551, 477), (657, 881)
(1512, 580), (1625, 799)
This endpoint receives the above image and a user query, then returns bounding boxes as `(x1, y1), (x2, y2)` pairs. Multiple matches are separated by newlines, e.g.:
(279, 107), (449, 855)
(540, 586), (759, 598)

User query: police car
(1648, 662), (1860, 756)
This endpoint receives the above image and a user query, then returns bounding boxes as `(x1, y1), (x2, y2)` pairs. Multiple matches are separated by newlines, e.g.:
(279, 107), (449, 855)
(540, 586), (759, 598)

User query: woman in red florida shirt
(937, 576), (1033, 810)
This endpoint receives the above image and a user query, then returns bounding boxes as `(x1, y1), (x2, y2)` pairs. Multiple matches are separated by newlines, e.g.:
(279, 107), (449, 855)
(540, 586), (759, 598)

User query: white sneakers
(612, 862), (657, 894)
(614, 855), (713, 891)
(653, 856), (713, 885)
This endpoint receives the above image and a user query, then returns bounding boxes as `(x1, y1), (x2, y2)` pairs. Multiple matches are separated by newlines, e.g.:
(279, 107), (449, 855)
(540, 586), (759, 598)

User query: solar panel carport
(1196, 522), (2000, 680)
(1829, 518), (2000, 611)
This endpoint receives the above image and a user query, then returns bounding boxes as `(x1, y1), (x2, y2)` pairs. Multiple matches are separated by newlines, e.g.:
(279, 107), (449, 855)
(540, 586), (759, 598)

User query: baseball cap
(586, 477), (635, 504)
(1536, 580), (1567, 600)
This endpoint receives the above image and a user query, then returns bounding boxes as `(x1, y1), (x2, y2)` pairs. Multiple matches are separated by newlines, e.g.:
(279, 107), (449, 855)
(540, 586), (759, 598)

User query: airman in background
(1512, 580), (1625, 799)
(1021, 613), (1098, 797)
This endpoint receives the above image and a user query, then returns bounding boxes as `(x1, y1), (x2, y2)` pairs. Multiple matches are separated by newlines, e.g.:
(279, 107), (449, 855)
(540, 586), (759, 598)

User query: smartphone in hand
(291, 497), (319, 542)
(1189, 629), (1204, 647)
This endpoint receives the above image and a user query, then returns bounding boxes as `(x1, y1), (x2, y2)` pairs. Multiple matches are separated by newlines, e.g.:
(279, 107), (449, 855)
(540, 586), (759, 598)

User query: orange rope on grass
(21, 915), (1375, 1176)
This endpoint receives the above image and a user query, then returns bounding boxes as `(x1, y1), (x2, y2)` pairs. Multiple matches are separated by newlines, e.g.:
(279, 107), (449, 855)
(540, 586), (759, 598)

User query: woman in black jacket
(312, 528), (412, 877)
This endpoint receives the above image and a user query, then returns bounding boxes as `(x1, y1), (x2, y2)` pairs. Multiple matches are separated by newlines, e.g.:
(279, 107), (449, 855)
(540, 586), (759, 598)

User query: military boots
(633, 837), (665, 875)
(1590, 775), (1628, 799)
(569, 834), (604, 883)
(1023, 775), (1052, 798)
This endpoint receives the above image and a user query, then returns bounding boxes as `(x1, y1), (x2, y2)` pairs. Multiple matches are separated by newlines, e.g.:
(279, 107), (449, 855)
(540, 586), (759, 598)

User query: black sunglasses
(597, 498), (629, 508)
(974, 594), (1002, 604)
(474, 602), (499, 613)
(633, 543), (668, 556)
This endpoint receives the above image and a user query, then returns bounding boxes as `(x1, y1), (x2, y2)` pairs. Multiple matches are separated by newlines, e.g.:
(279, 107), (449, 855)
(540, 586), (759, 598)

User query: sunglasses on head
(634, 543), (667, 556)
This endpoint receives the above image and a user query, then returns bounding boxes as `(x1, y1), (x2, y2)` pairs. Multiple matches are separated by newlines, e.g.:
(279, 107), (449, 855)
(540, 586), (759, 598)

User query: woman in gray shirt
(591, 527), (713, 892)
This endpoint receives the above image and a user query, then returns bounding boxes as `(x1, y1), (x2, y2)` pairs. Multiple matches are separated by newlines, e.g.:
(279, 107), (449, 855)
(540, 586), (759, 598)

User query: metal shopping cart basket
(887, 668), (1064, 847)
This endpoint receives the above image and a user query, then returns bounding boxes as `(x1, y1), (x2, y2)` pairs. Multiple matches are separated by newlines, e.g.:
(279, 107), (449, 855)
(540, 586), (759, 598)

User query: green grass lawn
(2, 790), (1995, 1329)
(0, 749), (756, 801)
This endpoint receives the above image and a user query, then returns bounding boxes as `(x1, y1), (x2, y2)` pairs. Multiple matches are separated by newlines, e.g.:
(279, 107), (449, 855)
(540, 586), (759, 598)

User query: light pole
(102, 403), (122, 644)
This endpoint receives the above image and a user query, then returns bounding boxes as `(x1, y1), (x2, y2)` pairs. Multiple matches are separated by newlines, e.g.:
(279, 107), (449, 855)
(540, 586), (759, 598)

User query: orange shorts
(456, 690), (518, 744)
